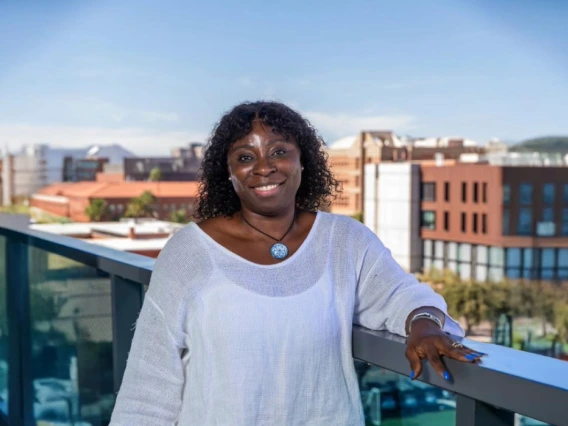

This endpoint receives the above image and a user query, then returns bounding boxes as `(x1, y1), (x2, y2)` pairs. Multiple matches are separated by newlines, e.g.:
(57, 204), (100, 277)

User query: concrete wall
(363, 164), (379, 233)
(370, 163), (422, 272)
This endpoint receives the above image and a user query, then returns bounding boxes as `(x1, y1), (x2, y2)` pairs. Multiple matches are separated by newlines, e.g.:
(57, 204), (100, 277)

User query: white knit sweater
(110, 212), (462, 426)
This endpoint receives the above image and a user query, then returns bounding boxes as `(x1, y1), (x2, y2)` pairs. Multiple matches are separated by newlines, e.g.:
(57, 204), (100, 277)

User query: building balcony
(0, 213), (566, 426)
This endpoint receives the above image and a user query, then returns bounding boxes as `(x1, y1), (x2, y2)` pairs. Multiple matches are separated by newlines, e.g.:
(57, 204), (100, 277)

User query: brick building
(421, 163), (568, 281)
(326, 131), (485, 217)
(363, 159), (568, 281)
(30, 179), (198, 222)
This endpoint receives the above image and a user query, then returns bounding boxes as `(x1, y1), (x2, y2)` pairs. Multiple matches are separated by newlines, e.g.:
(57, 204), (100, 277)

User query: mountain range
(510, 136), (568, 154)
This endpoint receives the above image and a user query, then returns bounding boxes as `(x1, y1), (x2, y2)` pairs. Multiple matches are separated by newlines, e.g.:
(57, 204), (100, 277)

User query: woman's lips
(252, 182), (283, 197)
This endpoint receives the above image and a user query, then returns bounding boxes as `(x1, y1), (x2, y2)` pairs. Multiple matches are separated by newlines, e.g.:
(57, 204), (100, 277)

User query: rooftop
(30, 219), (184, 255)
(35, 180), (199, 199)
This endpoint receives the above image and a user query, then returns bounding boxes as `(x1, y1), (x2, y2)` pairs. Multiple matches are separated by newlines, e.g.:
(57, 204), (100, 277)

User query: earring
(228, 177), (232, 181)
(301, 167), (304, 171)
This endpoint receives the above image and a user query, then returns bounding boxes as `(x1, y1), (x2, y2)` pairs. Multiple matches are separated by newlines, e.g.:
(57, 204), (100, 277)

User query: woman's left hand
(405, 319), (486, 381)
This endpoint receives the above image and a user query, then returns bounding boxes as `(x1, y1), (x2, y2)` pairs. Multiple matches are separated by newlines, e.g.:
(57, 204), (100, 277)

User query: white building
(364, 162), (422, 272)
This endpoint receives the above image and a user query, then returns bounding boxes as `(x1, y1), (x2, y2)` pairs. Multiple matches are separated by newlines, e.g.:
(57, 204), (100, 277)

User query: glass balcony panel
(0, 236), (7, 419)
(355, 361), (456, 426)
(515, 414), (550, 425)
(28, 246), (114, 426)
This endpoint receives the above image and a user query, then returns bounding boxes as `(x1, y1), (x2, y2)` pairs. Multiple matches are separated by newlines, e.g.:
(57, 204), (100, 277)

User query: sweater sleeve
(110, 230), (192, 426)
(353, 236), (463, 338)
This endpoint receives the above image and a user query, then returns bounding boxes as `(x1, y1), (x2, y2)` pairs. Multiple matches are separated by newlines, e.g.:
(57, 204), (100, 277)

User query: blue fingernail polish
(410, 371), (415, 380)
(443, 371), (451, 381)
(466, 353), (480, 361)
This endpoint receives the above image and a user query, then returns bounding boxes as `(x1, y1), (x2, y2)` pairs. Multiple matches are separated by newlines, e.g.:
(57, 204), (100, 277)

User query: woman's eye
(273, 149), (287, 156)
(238, 155), (253, 162)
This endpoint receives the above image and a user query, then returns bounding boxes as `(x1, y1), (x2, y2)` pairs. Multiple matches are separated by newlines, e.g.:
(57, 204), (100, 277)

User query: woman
(110, 101), (483, 426)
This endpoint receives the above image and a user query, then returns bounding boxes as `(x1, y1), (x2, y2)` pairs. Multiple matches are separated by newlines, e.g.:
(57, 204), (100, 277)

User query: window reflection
(541, 248), (555, 279)
(518, 208), (532, 235)
(520, 183), (533, 206)
(543, 183), (555, 205)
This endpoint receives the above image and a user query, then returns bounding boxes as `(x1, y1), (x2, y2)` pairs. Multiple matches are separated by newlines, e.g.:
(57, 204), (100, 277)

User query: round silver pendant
(270, 243), (289, 259)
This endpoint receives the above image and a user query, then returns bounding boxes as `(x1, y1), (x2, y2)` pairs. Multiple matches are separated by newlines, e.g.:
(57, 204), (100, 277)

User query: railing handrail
(353, 326), (568, 426)
(2, 214), (567, 425)
(0, 214), (154, 285)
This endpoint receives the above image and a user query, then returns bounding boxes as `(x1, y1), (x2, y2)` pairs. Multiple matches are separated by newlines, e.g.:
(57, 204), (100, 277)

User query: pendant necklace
(241, 212), (296, 260)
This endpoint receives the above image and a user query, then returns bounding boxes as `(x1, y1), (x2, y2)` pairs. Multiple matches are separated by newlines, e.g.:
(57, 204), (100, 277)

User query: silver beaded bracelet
(407, 312), (443, 336)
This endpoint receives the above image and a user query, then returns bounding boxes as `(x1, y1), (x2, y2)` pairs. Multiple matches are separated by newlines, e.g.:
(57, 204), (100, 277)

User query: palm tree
(85, 199), (109, 222)
(124, 191), (157, 218)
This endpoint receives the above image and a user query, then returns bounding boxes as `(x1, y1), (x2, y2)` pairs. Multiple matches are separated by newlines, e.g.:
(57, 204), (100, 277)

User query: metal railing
(1, 213), (567, 426)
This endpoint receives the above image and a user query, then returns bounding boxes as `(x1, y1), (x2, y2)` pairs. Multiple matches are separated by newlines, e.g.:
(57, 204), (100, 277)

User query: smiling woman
(109, 101), (483, 426)
(195, 101), (338, 220)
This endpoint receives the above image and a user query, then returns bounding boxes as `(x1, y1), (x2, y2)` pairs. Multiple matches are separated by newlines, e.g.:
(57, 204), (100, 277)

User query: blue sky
(1, 0), (567, 155)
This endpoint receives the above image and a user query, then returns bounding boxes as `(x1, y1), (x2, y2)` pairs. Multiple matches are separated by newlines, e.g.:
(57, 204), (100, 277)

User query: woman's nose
(253, 156), (276, 175)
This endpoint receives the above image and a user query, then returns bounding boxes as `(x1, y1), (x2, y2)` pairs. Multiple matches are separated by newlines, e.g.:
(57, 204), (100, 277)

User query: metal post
(6, 239), (34, 426)
(456, 395), (515, 426)
(110, 275), (144, 393)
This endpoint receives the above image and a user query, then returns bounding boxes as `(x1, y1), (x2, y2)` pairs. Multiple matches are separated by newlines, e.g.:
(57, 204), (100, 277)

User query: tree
(148, 167), (162, 182)
(124, 191), (157, 218)
(169, 209), (191, 224)
(436, 273), (493, 335)
(85, 198), (109, 222)
(351, 212), (363, 223)
(554, 302), (568, 344)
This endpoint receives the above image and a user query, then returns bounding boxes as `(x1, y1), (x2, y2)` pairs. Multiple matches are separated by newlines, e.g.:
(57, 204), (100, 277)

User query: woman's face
(227, 119), (302, 216)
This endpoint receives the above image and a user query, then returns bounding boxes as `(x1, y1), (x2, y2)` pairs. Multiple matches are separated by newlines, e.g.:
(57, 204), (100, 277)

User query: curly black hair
(194, 101), (340, 219)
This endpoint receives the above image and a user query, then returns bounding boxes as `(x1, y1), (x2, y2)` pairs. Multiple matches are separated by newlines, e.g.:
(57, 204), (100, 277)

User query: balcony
(0, 213), (567, 426)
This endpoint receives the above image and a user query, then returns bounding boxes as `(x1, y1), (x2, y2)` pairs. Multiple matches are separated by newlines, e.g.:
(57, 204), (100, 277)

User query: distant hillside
(510, 136), (568, 154)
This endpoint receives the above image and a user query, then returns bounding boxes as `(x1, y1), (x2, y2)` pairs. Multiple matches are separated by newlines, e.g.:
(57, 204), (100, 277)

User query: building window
(472, 213), (478, 233)
(461, 212), (466, 233)
(421, 182), (436, 201)
(520, 183), (533, 205)
(523, 249), (534, 279)
(558, 249), (568, 279)
(355, 176), (360, 187)
(473, 182), (479, 203)
(482, 213), (487, 234)
(421, 211), (436, 230)
(505, 248), (522, 279)
(444, 182), (450, 202)
(562, 209), (568, 235)
(542, 183), (555, 206)
(543, 183), (555, 205)
(447, 242), (458, 275)
(482, 182), (488, 203)
(541, 248), (556, 279)
(543, 207), (554, 222)
(355, 194), (360, 207)
(444, 211), (449, 231)
(563, 184), (568, 204)
(503, 184), (511, 205)
(488, 247), (504, 282)
(502, 209), (510, 235)
(461, 182), (467, 203)
(518, 208), (532, 235)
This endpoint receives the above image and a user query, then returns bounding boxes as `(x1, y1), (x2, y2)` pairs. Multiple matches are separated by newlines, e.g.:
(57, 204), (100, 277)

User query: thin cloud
(238, 77), (254, 87)
(304, 111), (414, 139)
(52, 98), (180, 124)
(0, 124), (207, 156)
